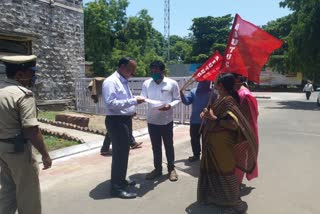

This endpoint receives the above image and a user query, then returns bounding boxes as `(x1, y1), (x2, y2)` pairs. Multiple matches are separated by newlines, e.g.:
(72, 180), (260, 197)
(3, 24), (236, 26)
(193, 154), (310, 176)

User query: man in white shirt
(102, 57), (145, 199)
(303, 80), (314, 100)
(141, 60), (180, 181)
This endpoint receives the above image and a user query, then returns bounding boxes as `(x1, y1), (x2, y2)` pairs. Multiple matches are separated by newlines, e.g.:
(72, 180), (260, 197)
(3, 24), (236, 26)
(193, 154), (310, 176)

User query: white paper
(145, 99), (166, 109)
(144, 98), (162, 105)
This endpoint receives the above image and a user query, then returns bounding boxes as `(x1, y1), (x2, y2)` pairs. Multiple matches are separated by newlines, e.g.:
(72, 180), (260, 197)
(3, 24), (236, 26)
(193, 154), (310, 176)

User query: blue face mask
(152, 73), (162, 82)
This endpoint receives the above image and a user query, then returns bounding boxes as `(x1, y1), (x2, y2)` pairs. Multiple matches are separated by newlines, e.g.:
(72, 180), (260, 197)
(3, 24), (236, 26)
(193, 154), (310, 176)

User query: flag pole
(182, 50), (223, 91)
(181, 76), (195, 91)
(198, 81), (216, 134)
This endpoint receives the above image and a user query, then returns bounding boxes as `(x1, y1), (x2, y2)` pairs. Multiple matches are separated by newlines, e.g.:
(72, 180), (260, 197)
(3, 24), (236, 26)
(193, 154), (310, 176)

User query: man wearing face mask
(141, 60), (180, 182)
(0, 54), (52, 214)
(102, 57), (145, 199)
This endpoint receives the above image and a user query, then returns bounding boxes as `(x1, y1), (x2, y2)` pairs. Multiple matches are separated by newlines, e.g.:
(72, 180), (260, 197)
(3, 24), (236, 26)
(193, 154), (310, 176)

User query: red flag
(193, 50), (223, 81)
(221, 14), (284, 83)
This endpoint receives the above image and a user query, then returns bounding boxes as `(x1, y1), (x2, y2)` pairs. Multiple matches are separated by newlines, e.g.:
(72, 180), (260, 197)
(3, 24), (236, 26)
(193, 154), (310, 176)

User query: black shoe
(124, 179), (136, 186)
(188, 156), (200, 162)
(100, 150), (112, 156)
(110, 188), (137, 199)
(145, 169), (162, 180)
(130, 141), (143, 149)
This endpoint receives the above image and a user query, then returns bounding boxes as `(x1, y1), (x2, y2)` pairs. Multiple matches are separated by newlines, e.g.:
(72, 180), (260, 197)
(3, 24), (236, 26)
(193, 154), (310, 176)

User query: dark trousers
(105, 115), (132, 187)
(101, 117), (136, 153)
(306, 91), (311, 100)
(190, 124), (202, 157)
(147, 122), (175, 172)
(101, 132), (111, 152)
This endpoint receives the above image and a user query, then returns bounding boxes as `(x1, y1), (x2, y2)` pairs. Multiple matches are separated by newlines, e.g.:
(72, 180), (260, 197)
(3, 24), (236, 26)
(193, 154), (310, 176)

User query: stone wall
(0, 0), (85, 101)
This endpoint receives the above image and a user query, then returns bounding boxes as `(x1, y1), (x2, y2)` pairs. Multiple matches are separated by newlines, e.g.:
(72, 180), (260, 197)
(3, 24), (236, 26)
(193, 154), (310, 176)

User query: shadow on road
(185, 202), (221, 214)
(89, 173), (167, 200)
(175, 158), (200, 178)
(266, 101), (320, 111)
(89, 180), (112, 200)
(129, 173), (167, 197)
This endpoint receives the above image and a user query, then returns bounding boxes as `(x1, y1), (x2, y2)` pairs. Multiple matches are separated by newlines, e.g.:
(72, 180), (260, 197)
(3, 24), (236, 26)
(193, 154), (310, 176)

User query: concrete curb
(36, 126), (150, 161)
(36, 124), (184, 162)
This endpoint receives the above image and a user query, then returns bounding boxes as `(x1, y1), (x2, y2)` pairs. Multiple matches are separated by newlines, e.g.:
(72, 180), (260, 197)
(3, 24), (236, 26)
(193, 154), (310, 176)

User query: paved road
(40, 93), (320, 214)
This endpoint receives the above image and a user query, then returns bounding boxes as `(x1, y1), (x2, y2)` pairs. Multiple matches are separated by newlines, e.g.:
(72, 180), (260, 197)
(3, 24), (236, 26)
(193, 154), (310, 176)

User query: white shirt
(303, 83), (314, 92)
(102, 71), (137, 116)
(141, 77), (180, 125)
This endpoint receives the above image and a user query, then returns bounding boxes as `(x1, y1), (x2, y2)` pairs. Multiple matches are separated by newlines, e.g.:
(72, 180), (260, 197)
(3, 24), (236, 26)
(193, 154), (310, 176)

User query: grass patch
(43, 135), (81, 151)
(38, 111), (62, 121)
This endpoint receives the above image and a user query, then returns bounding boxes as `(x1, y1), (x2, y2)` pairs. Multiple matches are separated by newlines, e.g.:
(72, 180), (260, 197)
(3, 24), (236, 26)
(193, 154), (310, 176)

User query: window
(0, 33), (32, 80)
(0, 38), (31, 54)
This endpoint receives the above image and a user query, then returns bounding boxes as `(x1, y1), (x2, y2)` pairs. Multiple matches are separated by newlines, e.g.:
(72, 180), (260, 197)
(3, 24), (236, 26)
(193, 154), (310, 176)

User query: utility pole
(164, 0), (170, 62)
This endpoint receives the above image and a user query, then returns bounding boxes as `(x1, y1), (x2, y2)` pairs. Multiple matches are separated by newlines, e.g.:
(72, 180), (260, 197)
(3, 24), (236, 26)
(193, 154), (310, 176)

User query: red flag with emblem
(221, 14), (284, 83)
(193, 50), (223, 81)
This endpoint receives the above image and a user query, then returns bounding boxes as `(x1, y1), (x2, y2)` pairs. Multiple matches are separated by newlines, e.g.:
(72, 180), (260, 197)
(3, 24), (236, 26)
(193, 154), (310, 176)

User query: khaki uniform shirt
(0, 79), (38, 151)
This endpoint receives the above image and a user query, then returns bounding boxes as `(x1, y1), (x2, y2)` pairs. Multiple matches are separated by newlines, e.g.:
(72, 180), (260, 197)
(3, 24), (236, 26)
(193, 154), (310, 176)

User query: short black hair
(4, 61), (36, 78)
(149, 60), (165, 71)
(118, 57), (135, 68)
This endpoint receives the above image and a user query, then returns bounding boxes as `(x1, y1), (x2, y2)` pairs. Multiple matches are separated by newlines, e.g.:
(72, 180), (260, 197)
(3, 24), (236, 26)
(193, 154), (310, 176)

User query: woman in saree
(233, 74), (259, 184)
(198, 73), (258, 214)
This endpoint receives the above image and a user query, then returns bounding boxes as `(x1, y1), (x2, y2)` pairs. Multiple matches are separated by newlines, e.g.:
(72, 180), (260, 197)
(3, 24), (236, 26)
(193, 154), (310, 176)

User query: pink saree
(235, 86), (259, 182)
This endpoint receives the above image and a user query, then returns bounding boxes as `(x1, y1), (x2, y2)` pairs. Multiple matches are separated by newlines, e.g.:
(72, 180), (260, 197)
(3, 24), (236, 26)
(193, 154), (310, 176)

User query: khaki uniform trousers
(0, 144), (41, 214)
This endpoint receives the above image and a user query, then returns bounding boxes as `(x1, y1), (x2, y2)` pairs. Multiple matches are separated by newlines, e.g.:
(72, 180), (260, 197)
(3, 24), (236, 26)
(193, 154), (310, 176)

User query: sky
(82, 0), (292, 37)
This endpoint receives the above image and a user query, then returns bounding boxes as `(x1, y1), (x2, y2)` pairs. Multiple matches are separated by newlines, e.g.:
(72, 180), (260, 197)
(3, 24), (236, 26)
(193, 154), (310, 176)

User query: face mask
(152, 73), (162, 82)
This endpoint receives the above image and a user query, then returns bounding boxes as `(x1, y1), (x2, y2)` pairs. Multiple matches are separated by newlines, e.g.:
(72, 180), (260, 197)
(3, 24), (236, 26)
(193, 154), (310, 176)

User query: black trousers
(105, 115), (132, 187)
(306, 91), (311, 100)
(190, 124), (202, 157)
(101, 116), (136, 153)
(101, 132), (112, 152)
(147, 122), (175, 172)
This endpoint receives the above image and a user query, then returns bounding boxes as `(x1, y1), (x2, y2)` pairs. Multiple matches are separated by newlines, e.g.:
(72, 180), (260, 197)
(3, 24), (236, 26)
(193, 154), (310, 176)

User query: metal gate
(75, 77), (198, 124)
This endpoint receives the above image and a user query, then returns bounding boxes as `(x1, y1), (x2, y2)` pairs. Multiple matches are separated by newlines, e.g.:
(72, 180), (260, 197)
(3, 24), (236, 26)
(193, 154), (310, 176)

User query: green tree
(189, 15), (233, 62)
(262, 15), (294, 73)
(280, 0), (320, 81)
(150, 29), (165, 58)
(107, 9), (163, 77)
(168, 35), (192, 64)
(84, 0), (128, 76)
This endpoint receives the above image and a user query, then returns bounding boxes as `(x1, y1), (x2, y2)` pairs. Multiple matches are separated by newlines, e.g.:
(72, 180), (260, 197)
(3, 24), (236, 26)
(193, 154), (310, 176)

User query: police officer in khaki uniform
(0, 55), (52, 214)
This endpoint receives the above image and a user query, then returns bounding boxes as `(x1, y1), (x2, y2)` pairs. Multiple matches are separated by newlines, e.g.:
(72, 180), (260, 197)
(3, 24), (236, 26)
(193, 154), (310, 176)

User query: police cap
(0, 55), (37, 72)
